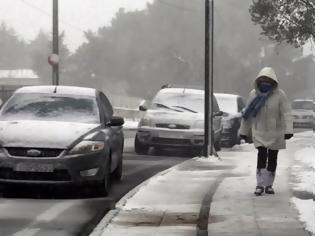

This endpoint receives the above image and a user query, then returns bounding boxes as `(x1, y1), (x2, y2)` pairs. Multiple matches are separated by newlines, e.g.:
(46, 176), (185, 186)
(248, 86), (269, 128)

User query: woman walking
(239, 67), (293, 196)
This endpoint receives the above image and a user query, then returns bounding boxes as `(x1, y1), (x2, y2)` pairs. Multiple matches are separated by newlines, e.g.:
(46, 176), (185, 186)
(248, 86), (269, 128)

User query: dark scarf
(242, 89), (273, 120)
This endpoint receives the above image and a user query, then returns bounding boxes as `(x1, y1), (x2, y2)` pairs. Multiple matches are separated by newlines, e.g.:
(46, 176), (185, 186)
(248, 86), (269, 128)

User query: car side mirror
(213, 111), (223, 117)
(107, 116), (124, 126)
(139, 105), (147, 111)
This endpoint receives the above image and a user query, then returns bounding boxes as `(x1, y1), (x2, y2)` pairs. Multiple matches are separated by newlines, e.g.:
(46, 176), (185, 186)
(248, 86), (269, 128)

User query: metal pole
(209, 0), (214, 156)
(203, 0), (210, 157)
(52, 0), (59, 85)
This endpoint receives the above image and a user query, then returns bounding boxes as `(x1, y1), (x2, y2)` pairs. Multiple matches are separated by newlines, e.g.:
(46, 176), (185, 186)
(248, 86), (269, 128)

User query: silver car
(292, 99), (313, 129)
(0, 86), (124, 196)
(135, 88), (223, 155)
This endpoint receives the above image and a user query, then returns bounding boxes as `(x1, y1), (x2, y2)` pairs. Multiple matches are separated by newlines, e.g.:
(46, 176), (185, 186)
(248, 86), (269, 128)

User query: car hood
(0, 120), (100, 149)
(145, 109), (203, 125)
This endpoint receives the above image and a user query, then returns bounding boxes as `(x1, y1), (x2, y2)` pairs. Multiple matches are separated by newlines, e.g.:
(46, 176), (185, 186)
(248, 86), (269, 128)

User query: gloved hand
(240, 135), (248, 142)
(285, 134), (293, 140)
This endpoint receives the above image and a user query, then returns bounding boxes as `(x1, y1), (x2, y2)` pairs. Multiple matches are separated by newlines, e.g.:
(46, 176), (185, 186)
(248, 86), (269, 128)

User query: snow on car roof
(293, 99), (313, 102)
(15, 86), (97, 97)
(214, 93), (240, 99)
(159, 88), (204, 95)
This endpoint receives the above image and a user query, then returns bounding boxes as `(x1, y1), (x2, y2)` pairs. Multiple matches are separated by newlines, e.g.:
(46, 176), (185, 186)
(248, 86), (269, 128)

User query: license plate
(15, 163), (53, 173)
(158, 132), (183, 139)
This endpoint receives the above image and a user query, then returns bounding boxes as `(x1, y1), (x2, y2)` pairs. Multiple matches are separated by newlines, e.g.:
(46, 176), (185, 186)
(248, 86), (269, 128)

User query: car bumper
(0, 150), (109, 185)
(293, 120), (313, 128)
(136, 127), (221, 148)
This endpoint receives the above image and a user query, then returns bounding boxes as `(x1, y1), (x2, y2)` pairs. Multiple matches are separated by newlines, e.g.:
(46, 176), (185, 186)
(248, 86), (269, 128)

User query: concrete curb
(89, 157), (198, 236)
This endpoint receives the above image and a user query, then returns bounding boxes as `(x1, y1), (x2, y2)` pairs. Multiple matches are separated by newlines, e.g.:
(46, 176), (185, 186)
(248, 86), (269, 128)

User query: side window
(99, 93), (113, 122)
(238, 97), (245, 112)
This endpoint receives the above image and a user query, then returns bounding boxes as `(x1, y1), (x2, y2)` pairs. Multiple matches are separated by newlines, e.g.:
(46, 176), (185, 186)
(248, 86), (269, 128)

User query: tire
(96, 159), (111, 196)
(134, 135), (149, 155)
(112, 156), (123, 181)
(154, 147), (164, 156)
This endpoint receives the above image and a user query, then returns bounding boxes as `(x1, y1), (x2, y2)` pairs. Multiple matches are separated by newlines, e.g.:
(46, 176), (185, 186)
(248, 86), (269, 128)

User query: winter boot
(265, 171), (275, 194)
(256, 169), (265, 187)
(254, 186), (264, 196)
(265, 186), (275, 194)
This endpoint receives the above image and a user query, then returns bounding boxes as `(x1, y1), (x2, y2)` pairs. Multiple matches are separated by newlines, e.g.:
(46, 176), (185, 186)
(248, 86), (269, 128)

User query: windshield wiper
(154, 103), (183, 112)
(172, 106), (197, 113)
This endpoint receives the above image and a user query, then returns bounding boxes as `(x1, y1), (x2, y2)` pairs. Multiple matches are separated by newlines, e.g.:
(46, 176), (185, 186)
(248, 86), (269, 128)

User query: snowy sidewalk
(91, 135), (313, 236)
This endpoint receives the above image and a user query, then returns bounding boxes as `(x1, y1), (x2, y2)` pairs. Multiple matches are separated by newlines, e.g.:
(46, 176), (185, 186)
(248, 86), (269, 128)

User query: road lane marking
(11, 201), (78, 236)
(34, 201), (78, 222)
(12, 228), (40, 236)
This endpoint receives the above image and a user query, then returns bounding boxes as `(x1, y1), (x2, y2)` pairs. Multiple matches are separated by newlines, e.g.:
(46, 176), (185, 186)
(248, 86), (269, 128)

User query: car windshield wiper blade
(172, 106), (197, 113)
(154, 103), (183, 112)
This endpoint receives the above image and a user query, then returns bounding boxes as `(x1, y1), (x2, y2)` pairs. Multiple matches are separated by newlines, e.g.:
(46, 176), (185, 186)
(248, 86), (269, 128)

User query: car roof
(214, 93), (241, 99)
(15, 86), (97, 97)
(292, 99), (313, 102)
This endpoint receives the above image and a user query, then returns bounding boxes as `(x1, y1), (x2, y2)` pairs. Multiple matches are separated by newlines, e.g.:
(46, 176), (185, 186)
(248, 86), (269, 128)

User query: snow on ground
(290, 134), (315, 235)
(291, 147), (315, 193)
(291, 198), (315, 235)
(295, 147), (315, 168)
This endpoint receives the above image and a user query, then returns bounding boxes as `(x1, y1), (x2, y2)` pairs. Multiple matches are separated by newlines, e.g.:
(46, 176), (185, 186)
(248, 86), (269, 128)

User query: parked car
(0, 86), (124, 195)
(292, 99), (313, 129)
(313, 101), (315, 129)
(135, 87), (223, 155)
(214, 93), (245, 147)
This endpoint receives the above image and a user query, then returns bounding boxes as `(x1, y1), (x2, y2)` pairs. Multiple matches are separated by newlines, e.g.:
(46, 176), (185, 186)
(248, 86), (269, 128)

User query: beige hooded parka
(239, 67), (293, 150)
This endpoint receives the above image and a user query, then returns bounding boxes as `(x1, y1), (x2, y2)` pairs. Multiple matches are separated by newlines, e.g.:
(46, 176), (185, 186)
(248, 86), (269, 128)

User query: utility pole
(203, 0), (214, 157)
(52, 0), (59, 85)
(210, 0), (214, 156)
(203, 0), (210, 157)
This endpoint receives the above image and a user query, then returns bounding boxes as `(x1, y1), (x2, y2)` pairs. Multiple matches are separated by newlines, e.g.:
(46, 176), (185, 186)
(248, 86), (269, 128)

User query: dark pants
(257, 146), (278, 172)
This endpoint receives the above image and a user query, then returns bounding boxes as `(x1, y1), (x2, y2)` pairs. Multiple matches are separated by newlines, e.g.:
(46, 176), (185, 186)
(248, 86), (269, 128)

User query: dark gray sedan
(0, 86), (124, 195)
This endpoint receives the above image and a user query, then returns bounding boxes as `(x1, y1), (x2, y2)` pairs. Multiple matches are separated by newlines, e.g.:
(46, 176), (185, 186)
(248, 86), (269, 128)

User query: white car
(135, 87), (223, 155)
(292, 99), (314, 129)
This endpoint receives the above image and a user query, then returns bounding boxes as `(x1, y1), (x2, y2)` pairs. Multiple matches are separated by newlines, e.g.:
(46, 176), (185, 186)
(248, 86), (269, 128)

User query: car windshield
(292, 101), (313, 110)
(216, 96), (238, 114)
(151, 91), (204, 113)
(0, 93), (100, 123)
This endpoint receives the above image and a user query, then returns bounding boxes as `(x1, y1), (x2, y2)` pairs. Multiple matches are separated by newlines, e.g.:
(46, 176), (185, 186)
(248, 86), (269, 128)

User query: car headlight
(68, 141), (105, 155)
(138, 117), (152, 127)
(194, 120), (204, 129)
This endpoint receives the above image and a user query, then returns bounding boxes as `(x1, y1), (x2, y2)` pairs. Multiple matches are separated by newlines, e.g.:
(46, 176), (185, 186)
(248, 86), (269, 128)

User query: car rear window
(0, 93), (100, 123)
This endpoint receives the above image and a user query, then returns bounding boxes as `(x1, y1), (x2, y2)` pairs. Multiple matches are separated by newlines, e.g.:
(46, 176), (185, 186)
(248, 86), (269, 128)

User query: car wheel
(97, 159), (111, 196)
(112, 156), (123, 181)
(134, 135), (149, 155)
(154, 147), (164, 156)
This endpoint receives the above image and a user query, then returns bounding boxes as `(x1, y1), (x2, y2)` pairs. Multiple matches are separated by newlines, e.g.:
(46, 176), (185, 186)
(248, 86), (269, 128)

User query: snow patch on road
(295, 147), (315, 168)
(291, 146), (315, 235)
(291, 198), (315, 235)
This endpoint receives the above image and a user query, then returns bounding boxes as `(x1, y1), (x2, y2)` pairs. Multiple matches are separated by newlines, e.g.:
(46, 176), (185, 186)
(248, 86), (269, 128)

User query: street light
(203, 0), (214, 157)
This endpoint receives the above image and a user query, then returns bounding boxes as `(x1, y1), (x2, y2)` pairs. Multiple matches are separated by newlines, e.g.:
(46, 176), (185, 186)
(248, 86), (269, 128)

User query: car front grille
(5, 148), (63, 158)
(155, 123), (190, 129)
(152, 137), (191, 145)
(0, 167), (71, 181)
